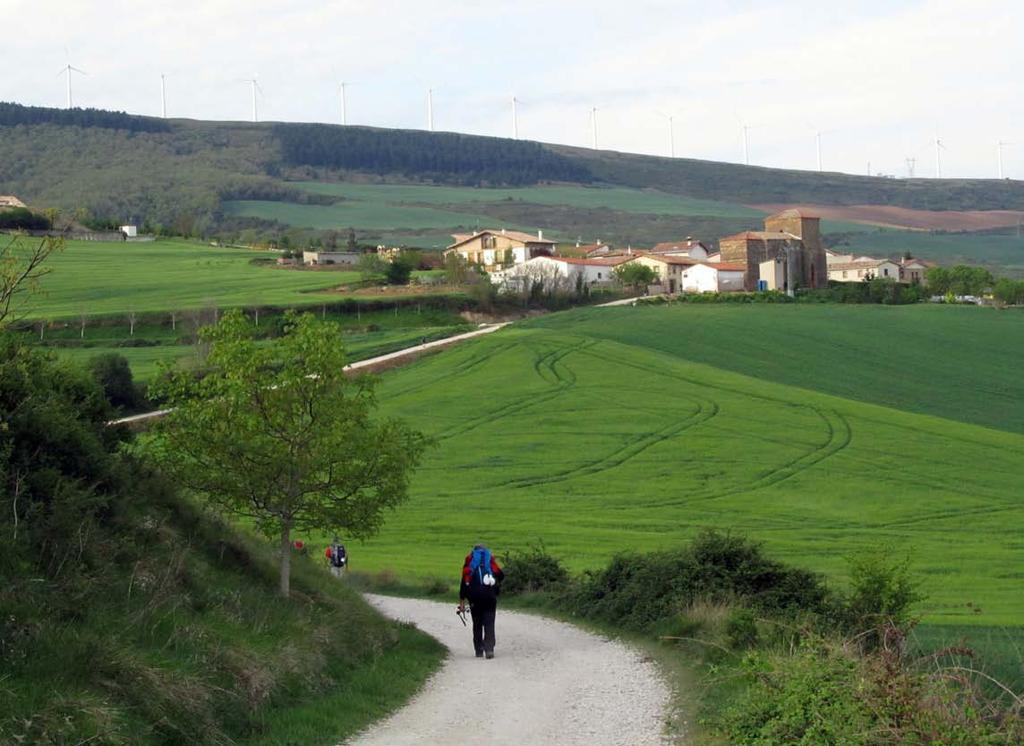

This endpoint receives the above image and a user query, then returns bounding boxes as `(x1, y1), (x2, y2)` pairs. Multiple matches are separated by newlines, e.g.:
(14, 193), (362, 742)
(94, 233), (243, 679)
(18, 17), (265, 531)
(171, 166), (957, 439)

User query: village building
(0, 195), (27, 209)
(827, 258), (902, 283)
(899, 257), (933, 284)
(490, 255), (627, 292)
(302, 250), (361, 266)
(719, 209), (828, 291)
(444, 229), (556, 271)
(621, 254), (745, 294)
(376, 245), (402, 262)
(648, 238), (711, 261)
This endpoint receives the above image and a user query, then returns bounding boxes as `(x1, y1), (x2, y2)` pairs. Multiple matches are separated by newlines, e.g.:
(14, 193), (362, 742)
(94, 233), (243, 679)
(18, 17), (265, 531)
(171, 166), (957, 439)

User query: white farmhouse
(490, 255), (628, 292)
(827, 258), (901, 283)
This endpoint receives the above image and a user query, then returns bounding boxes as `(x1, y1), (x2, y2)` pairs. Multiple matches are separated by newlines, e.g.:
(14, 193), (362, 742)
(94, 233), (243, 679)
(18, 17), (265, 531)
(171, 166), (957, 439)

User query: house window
(883, 268), (889, 277)
(842, 271), (847, 278)
(597, 272), (603, 279)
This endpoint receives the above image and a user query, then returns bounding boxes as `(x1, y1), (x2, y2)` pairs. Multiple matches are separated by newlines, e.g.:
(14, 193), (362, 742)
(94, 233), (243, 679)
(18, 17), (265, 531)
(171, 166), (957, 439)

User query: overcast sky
(3, 0), (1022, 179)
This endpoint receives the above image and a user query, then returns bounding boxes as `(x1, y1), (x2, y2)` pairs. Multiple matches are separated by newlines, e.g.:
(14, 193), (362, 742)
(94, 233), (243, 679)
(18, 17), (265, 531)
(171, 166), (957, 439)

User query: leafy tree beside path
(149, 309), (430, 596)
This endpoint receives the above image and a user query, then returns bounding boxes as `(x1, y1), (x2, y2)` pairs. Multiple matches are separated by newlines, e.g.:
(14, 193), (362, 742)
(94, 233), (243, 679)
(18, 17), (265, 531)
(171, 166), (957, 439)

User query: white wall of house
(303, 251), (361, 266)
(680, 263), (744, 293)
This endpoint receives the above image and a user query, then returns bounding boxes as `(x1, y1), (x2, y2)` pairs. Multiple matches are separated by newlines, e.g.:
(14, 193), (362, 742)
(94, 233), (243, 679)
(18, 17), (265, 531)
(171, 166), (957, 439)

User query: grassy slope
(527, 304), (1024, 434)
(2, 489), (444, 745)
(337, 324), (1024, 626)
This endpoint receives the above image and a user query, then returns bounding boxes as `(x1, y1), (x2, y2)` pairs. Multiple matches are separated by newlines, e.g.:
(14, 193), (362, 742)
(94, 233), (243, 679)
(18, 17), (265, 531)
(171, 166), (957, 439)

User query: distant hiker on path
(459, 544), (504, 659)
(325, 538), (347, 577)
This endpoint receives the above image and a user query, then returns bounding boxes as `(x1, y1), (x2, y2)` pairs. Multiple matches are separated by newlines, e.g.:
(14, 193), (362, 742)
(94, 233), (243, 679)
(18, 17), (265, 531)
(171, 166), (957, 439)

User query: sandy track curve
(344, 594), (671, 746)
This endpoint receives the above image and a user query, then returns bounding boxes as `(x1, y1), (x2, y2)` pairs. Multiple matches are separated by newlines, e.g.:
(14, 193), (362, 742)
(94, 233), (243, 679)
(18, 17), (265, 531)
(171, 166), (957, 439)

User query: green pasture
(222, 199), (495, 233)
(24, 238), (351, 319)
(51, 327), (461, 384)
(293, 182), (767, 218)
(329, 325), (1024, 626)
(43, 305), (471, 383)
(527, 303), (1024, 434)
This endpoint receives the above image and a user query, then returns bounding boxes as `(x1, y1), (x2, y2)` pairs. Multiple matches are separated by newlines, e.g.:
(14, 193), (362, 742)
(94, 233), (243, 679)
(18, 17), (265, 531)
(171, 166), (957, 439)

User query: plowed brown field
(754, 204), (1024, 231)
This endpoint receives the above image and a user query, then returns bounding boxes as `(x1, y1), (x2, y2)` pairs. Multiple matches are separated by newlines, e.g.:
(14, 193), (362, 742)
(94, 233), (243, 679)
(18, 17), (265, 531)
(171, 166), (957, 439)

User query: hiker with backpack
(325, 538), (347, 577)
(458, 544), (505, 659)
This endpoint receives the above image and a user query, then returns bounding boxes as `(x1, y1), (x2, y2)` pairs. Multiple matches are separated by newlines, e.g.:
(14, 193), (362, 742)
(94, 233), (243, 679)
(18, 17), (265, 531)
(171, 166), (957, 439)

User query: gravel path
(344, 594), (671, 746)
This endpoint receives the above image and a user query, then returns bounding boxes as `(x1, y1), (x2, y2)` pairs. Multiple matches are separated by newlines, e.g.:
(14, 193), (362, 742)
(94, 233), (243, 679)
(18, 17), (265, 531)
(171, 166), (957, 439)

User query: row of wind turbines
(56, 62), (1014, 179)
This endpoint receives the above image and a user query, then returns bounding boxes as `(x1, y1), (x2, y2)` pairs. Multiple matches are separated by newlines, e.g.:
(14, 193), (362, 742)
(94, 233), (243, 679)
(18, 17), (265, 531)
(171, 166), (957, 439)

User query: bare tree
(79, 310), (88, 339)
(127, 309), (138, 337)
(0, 235), (62, 328)
(170, 310), (177, 332)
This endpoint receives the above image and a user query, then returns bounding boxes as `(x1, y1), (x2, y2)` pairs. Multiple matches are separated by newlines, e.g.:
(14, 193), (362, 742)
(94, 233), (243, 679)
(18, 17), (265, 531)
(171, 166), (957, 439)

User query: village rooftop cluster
(444, 209), (933, 295)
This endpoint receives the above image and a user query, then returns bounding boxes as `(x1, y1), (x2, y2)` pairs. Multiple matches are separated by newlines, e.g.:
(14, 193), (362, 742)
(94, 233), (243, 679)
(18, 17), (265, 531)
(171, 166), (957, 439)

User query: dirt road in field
(345, 594), (672, 746)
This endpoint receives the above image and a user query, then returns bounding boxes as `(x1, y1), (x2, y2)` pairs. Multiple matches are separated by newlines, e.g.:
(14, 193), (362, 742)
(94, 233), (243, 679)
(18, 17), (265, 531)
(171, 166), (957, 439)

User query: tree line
(0, 101), (170, 133)
(274, 123), (593, 186)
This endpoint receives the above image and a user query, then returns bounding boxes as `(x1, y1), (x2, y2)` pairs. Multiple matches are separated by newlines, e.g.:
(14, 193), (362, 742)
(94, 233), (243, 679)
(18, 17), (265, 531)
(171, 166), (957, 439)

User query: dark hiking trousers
(470, 601), (497, 655)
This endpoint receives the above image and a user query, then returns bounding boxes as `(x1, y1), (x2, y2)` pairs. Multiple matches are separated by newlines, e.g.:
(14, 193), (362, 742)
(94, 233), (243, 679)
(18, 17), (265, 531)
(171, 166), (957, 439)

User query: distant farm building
(376, 245), (402, 262)
(120, 224), (138, 237)
(445, 229), (556, 272)
(827, 258), (902, 283)
(825, 249), (933, 284)
(0, 195), (26, 209)
(719, 209), (828, 291)
(303, 250), (361, 266)
(623, 254), (744, 294)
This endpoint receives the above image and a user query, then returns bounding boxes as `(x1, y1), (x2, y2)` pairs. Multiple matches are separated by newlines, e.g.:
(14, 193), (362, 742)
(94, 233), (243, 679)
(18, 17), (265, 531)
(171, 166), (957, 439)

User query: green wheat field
(347, 307), (1024, 627)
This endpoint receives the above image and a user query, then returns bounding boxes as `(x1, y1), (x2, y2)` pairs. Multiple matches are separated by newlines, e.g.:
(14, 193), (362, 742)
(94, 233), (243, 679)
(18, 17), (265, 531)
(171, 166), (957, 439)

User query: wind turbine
(734, 114), (755, 165)
(591, 107), (599, 150)
(160, 73), (168, 118)
(997, 140), (1011, 179)
(427, 88), (434, 131)
(339, 81), (348, 125)
(511, 95), (520, 139)
(934, 133), (945, 178)
(240, 75), (262, 122)
(807, 123), (838, 172)
(57, 61), (87, 109)
(656, 110), (679, 158)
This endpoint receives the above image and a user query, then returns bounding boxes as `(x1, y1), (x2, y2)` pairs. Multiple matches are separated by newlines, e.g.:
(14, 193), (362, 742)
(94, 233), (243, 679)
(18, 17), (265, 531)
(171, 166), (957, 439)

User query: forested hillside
(275, 123), (592, 185)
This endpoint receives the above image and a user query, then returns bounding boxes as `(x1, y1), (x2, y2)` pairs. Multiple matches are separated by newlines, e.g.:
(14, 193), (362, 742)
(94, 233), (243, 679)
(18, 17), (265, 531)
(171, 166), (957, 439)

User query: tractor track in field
(645, 405), (852, 507)
(385, 339), (519, 399)
(497, 397), (720, 490)
(575, 345), (856, 503)
(432, 340), (592, 442)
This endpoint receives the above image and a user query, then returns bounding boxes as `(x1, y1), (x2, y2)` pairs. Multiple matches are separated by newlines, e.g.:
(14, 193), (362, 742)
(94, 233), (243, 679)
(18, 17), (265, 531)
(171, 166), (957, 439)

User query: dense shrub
(798, 279), (928, 304)
(641, 291), (795, 305)
(87, 351), (148, 412)
(0, 207), (51, 230)
(718, 634), (1024, 745)
(500, 543), (570, 596)
(840, 550), (923, 647)
(563, 530), (830, 631)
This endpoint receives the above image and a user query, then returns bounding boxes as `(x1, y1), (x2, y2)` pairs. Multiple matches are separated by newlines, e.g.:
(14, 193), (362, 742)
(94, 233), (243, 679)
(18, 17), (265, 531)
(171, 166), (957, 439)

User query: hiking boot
(475, 651), (484, 658)
(485, 651), (494, 659)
